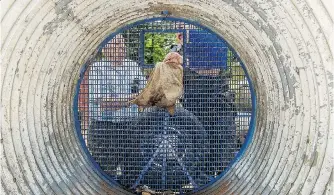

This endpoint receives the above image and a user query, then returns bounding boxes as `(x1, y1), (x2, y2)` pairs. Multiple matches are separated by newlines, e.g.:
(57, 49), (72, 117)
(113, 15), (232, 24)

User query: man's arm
(131, 62), (147, 92)
(99, 96), (132, 108)
(97, 61), (146, 110)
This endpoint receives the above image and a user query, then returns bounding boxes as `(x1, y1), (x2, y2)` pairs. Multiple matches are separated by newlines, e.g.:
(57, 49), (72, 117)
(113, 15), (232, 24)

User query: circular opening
(74, 17), (255, 194)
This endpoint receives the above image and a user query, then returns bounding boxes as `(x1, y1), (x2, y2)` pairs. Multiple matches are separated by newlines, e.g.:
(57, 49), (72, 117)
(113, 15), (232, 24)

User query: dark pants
(87, 120), (134, 177)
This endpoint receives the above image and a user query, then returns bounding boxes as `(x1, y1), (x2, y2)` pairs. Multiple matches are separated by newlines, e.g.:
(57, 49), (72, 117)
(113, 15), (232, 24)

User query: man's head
(175, 22), (186, 45)
(176, 32), (183, 45)
(102, 34), (126, 64)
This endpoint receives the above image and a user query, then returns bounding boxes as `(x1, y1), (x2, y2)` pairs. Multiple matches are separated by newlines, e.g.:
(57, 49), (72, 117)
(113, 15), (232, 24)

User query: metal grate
(76, 17), (253, 194)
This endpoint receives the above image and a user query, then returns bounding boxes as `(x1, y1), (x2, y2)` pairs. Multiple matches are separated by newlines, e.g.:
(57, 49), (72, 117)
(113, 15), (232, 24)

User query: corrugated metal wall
(1, 0), (332, 194)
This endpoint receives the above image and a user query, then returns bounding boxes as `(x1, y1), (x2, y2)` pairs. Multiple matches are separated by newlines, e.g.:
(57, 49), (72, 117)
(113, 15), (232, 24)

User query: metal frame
(73, 16), (257, 194)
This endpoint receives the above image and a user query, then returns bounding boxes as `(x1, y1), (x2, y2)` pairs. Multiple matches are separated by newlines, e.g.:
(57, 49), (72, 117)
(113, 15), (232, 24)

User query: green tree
(144, 33), (176, 65)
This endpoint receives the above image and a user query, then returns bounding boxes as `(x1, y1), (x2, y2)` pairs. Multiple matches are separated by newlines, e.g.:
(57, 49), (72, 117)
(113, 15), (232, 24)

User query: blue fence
(74, 17), (255, 194)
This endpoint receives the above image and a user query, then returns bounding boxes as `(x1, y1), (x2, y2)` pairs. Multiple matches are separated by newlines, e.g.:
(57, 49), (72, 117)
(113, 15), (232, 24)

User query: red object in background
(78, 67), (90, 130)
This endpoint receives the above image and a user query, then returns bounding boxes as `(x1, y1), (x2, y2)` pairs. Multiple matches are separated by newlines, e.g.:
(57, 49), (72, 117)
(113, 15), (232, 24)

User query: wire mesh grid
(77, 18), (252, 194)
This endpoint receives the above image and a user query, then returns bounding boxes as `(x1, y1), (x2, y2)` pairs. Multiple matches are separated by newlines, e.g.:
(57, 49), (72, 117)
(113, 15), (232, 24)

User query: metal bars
(77, 18), (253, 194)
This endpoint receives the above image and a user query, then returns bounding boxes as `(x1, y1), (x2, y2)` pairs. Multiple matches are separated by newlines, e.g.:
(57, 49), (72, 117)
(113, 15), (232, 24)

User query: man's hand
(99, 94), (138, 110)
(100, 100), (123, 110)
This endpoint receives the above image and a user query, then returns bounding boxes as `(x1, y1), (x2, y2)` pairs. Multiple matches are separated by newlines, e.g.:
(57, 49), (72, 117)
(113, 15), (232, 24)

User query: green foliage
(144, 33), (177, 65)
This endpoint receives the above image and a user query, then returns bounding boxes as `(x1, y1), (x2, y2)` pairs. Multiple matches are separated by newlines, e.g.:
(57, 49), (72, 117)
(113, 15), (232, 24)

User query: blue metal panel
(186, 30), (228, 69)
(73, 16), (256, 194)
